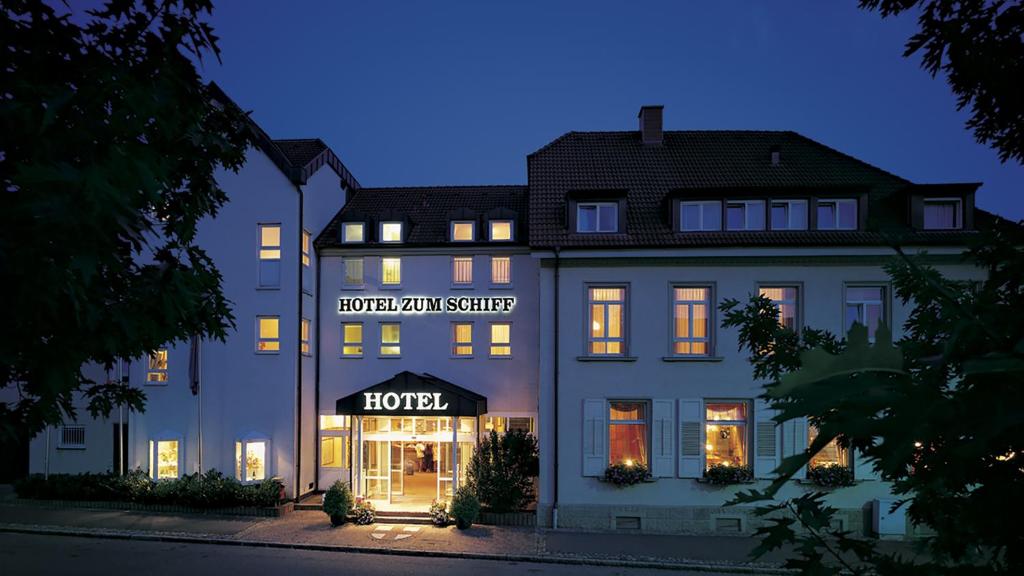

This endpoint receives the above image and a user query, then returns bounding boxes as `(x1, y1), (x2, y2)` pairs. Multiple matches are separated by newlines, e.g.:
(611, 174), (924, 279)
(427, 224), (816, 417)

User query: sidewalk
(0, 502), (792, 573)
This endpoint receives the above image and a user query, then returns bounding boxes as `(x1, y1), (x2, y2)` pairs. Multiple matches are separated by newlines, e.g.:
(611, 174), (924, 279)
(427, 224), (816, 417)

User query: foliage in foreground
(323, 480), (353, 524)
(451, 485), (481, 529)
(719, 226), (1024, 574)
(15, 470), (283, 508)
(602, 462), (650, 487)
(466, 429), (539, 512)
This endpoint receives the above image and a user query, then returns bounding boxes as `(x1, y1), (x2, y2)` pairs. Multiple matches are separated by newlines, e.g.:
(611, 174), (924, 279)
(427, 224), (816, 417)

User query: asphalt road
(0, 533), (753, 576)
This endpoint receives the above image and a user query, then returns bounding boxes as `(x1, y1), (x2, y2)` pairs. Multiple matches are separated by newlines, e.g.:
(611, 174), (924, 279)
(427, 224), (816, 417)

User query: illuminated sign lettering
(363, 392), (449, 411)
(338, 296), (515, 315)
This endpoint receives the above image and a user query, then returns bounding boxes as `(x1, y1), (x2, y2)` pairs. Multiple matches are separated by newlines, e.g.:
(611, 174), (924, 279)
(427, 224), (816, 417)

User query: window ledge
(695, 478), (757, 486)
(255, 286), (281, 291)
(661, 356), (725, 363)
(144, 382), (169, 387)
(576, 356), (638, 362)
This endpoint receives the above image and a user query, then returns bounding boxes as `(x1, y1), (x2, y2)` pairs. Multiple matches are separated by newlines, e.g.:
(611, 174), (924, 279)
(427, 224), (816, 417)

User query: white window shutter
(651, 399), (674, 478)
(582, 399), (607, 477)
(781, 416), (808, 479)
(678, 398), (703, 478)
(854, 442), (880, 480)
(753, 399), (779, 479)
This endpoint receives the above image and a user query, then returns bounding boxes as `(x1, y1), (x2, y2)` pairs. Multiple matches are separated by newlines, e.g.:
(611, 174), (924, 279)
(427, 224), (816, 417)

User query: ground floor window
(481, 415), (534, 435)
(235, 437), (269, 482)
(808, 424), (848, 469)
(608, 401), (648, 467)
(705, 401), (749, 469)
(146, 349), (168, 384)
(320, 415), (351, 469)
(149, 438), (180, 480)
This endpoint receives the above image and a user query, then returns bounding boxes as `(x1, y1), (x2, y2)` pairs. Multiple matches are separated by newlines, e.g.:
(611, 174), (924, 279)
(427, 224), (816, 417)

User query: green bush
(323, 481), (353, 525)
(703, 463), (754, 485)
(352, 499), (375, 525)
(466, 429), (539, 512)
(450, 485), (480, 529)
(603, 462), (650, 487)
(807, 463), (855, 488)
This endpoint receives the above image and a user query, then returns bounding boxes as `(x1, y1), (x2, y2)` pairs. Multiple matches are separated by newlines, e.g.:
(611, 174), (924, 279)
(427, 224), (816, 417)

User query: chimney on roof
(770, 145), (781, 166)
(638, 105), (663, 145)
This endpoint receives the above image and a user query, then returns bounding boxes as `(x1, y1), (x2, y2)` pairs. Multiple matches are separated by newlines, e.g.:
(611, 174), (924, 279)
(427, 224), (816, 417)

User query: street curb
(0, 523), (795, 574)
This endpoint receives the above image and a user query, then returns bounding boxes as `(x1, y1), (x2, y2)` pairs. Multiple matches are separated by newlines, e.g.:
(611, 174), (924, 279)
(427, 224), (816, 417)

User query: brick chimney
(638, 105), (664, 145)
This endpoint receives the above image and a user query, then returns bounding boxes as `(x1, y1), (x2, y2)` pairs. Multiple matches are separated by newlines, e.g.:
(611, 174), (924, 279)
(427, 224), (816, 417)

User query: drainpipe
(295, 182), (304, 501)
(552, 246), (561, 529)
(314, 242), (322, 493)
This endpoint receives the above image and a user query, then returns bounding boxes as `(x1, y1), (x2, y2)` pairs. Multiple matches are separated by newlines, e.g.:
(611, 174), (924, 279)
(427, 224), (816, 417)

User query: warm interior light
(624, 459), (634, 467)
(996, 451), (1016, 462)
(705, 444), (714, 452)
(914, 441), (923, 448)
(722, 461), (731, 467)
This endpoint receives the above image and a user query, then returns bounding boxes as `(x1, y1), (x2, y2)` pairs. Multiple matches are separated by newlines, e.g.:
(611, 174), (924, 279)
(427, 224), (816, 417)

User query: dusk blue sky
(202, 1), (1022, 220)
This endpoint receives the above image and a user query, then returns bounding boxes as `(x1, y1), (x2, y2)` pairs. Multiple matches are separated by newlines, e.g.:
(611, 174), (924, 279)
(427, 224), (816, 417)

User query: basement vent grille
(60, 426), (86, 449)
(714, 517), (743, 534)
(614, 516), (641, 531)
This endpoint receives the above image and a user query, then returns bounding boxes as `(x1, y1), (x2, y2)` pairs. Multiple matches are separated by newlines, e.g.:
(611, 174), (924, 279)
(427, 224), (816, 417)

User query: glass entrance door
(362, 440), (389, 500)
(390, 442), (404, 499)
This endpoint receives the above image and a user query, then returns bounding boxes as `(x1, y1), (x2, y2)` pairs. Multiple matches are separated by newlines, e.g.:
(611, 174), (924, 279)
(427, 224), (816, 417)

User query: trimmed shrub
(602, 462), (650, 487)
(323, 481), (354, 526)
(466, 429), (539, 513)
(807, 463), (855, 488)
(703, 463), (754, 485)
(429, 500), (449, 527)
(352, 499), (375, 525)
(450, 485), (480, 529)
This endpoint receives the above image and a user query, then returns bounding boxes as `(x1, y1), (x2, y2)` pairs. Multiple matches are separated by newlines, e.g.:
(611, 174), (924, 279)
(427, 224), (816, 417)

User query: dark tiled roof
(274, 139), (328, 167)
(316, 185), (528, 248)
(526, 130), (974, 248)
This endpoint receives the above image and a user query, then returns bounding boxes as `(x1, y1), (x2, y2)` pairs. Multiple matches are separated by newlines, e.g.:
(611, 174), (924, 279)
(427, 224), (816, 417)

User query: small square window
(817, 199), (858, 230)
(845, 285), (886, 341)
(577, 203), (618, 233)
(923, 198), (962, 230)
(490, 256), (511, 286)
(343, 257), (364, 288)
(452, 256), (473, 286)
(489, 220), (513, 241)
(451, 221), (475, 242)
(259, 224), (281, 260)
(452, 322), (473, 357)
(380, 323), (401, 356)
(381, 257), (401, 286)
(257, 316), (280, 353)
(381, 222), (403, 243)
(342, 222), (365, 243)
(342, 323), (363, 357)
(146, 349), (168, 383)
(680, 201), (722, 232)
(490, 323), (511, 357)
(59, 426), (86, 449)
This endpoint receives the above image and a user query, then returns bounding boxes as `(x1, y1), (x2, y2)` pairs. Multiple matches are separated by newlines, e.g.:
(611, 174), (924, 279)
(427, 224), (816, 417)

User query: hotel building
(19, 96), (993, 536)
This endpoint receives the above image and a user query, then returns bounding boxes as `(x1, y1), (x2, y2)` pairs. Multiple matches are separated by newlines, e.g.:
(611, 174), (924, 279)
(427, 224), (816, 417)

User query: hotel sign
(336, 371), (487, 417)
(363, 392), (449, 412)
(338, 296), (515, 314)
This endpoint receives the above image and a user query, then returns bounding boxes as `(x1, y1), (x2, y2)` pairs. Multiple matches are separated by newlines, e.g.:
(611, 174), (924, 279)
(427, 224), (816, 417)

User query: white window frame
(380, 221), (403, 243)
(671, 285), (713, 357)
(301, 318), (312, 356)
(704, 400), (751, 471)
(258, 223), (282, 288)
(586, 285), (627, 357)
(341, 322), (364, 358)
(256, 316), (280, 354)
(450, 221), (476, 242)
(807, 423), (850, 473)
(149, 433), (183, 481)
(489, 321), (512, 358)
(816, 199), (858, 230)
(576, 202), (618, 233)
(451, 256), (474, 288)
(58, 425), (86, 449)
(481, 414), (535, 436)
(342, 222), (365, 244)
(379, 322), (401, 357)
(342, 257), (364, 290)
(380, 257), (402, 288)
(235, 434), (271, 483)
(301, 229), (311, 267)
(680, 201), (722, 232)
(844, 284), (888, 342)
(923, 197), (963, 230)
(319, 415), (351, 470)
(146, 349), (168, 385)
(726, 200), (766, 231)
(769, 199), (808, 230)
(607, 400), (650, 467)
(451, 322), (474, 358)
(489, 220), (514, 241)
(489, 255), (512, 288)
(759, 285), (801, 333)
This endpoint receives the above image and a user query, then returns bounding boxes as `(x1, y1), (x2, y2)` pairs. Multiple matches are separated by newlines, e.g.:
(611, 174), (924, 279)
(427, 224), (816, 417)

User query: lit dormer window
(577, 202), (618, 233)
(923, 198), (962, 230)
(342, 222), (365, 243)
(380, 222), (403, 243)
(489, 220), (513, 241)
(817, 199), (857, 230)
(451, 221), (475, 242)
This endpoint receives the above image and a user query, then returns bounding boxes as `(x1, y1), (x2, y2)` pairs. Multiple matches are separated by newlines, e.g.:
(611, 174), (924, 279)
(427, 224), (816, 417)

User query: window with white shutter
(678, 399), (703, 478)
(651, 399), (674, 477)
(753, 399), (779, 478)
(781, 416), (809, 479)
(582, 399), (607, 476)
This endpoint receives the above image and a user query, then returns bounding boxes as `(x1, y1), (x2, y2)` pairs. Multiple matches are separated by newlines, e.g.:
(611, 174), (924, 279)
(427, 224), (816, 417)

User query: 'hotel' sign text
(338, 296), (515, 314)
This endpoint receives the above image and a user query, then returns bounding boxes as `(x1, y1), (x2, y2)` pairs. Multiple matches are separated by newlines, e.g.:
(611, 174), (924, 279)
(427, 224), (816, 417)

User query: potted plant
(429, 499), (450, 527)
(602, 462), (650, 487)
(807, 463), (855, 488)
(450, 486), (480, 530)
(323, 480), (354, 527)
(352, 497), (376, 525)
(703, 463), (754, 485)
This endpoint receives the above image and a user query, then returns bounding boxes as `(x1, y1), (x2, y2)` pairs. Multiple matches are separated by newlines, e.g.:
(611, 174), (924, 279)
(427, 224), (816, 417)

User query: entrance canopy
(336, 371), (487, 417)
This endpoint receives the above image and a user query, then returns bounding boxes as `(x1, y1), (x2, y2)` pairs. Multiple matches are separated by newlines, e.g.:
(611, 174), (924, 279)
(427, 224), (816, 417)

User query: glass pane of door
(390, 441), (404, 498)
(438, 442), (453, 499)
(362, 440), (389, 500)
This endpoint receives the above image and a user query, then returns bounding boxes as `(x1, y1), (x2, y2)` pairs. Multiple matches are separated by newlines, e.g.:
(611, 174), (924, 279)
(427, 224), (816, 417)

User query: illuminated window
(342, 222), (365, 243)
(759, 286), (799, 332)
(146, 349), (168, 383)
(258, 224), (281, 287)
(673, 287), (711, 356)
(577, 202), (618, 233)
(451, 221), (475, 242)
(923, 198), (962, 230)
(452, 256), (473, 286)
(489, 220), (513, 241)
(380, 323), (401, 356)
(490, 256), (511, 286)
(343, 257), (364, 288)
(609, 401), (648, 467)
(302, 229), (312, 292)
(256, 316), (280, 353)
(726, 200), (765, 231)
(381, 257), (401, 286)
(808, 424), (848, 470)
(845, 285), (886, 340)
(341, 323), (363, 357)
(452, 322), (473, 357)
(235, 438), (268, 482)
(680, 201), (722, 231)
(705, 401), (749, 470)
(320, 415), (351, 470)
(587, 287), (626, 356)
(302, 230), (311, 266)
(149, 438), (180, 480)
(301, 318), (311, 356)
(381, 222), (403, 243)
(817, 199), (857, 230)
(770, 200), (808, 230)
(482, 416), (534, 435)
(490, 322), (511, 357)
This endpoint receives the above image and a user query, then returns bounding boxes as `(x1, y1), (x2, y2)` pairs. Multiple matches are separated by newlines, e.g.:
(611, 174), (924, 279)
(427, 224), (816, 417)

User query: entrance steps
(374, 510), (432, 525)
